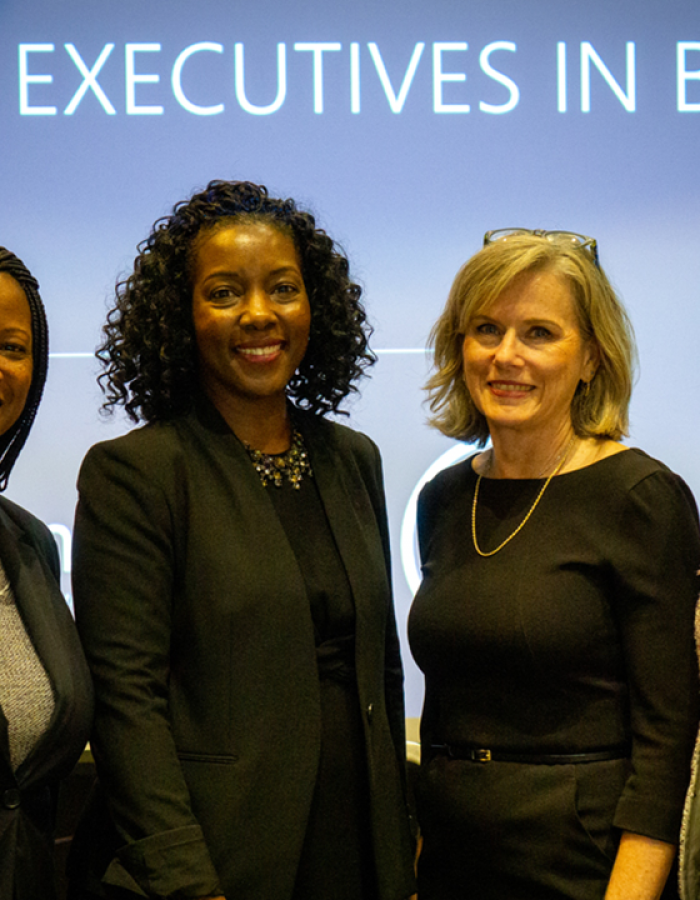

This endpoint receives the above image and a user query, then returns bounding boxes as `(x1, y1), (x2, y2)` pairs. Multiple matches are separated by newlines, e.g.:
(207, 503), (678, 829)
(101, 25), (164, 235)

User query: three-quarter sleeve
(611, 469), (700, 842)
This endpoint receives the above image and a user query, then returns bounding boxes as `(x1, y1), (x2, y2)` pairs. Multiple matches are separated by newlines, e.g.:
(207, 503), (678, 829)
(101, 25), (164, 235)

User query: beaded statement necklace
(244, 428), (313, 489)
(471, 437), (576, 557)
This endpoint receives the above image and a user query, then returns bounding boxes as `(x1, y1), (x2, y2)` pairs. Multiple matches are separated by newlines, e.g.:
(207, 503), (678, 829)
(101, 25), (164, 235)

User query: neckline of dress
(470, 445), (634, 482)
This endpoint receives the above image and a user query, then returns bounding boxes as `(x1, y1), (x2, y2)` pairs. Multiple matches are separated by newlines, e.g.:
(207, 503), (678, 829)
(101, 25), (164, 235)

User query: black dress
(269, 472), (377, 900)
(408, 449), (700, 900)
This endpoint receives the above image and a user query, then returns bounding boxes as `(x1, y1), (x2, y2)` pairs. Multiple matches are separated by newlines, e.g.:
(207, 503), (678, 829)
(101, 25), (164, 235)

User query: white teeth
(238, 344), (281, 357)
(491, 382), (530, 391)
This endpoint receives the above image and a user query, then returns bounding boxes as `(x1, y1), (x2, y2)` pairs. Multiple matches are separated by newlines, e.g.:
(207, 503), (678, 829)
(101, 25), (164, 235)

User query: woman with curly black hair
(69, 181), (416, 900)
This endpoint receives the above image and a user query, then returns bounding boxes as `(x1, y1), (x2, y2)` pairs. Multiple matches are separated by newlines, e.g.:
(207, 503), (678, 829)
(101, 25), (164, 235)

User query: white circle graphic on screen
(400, 443), (481, 595)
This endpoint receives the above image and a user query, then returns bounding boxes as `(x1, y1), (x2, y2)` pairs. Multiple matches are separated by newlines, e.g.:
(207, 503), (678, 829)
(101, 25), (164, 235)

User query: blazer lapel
(189, 396), (312, 612)
(302, 419), (389, 619)
(0, 508), (66, 684)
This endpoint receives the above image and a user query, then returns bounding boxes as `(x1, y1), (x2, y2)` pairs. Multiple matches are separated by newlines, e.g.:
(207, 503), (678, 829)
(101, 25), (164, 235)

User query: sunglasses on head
(483, 229), (599, 267)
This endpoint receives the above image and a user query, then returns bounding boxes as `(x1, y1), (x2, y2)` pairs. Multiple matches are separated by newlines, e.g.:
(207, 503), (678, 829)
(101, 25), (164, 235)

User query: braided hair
(0, 248), (49, 490)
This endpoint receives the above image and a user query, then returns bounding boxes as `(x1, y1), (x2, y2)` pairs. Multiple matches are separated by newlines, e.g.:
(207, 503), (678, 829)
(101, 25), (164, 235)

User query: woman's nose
(493, 330), (521, 364)
(240, 289), (275, 328)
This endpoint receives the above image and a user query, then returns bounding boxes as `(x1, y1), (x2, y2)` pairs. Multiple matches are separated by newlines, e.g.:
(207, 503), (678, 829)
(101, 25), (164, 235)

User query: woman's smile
(235, 341), (284, 361)
(488, 380), (533, 396)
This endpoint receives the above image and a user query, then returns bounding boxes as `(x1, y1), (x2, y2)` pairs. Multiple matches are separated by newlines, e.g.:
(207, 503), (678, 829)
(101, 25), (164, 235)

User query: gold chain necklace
(471, 437), (576, 557)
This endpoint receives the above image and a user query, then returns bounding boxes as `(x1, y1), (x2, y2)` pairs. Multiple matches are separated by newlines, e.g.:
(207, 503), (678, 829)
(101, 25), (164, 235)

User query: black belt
(430, 743), (629, 764)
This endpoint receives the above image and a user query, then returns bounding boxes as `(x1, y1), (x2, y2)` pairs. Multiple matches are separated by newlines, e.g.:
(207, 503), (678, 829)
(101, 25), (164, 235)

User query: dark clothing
(680, 622), (700, 900)
(409, 449), (700, 899)
(270, 475), (377, 899)
(70, 397), (415, 900)
(0, 497), (93, 900)
(267, 469), (355, 645)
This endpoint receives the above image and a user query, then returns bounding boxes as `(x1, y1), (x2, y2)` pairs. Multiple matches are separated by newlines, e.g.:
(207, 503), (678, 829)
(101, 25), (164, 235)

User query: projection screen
(2, 0), (699, 714)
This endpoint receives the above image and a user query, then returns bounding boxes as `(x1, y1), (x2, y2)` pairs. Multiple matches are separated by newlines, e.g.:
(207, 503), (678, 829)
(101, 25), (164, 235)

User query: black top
(268, 473), (377, 900)
(409, 448), (700, 842)
(268, 472), (355, 645)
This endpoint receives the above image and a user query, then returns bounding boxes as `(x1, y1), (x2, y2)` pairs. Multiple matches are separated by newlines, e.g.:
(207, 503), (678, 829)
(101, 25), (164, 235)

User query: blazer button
(2, 788), (21, 809)
(366, 703), (373, 722)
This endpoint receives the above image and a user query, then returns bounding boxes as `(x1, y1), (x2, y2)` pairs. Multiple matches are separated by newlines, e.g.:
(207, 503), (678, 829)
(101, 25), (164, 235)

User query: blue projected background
(1, 0), (699, 715)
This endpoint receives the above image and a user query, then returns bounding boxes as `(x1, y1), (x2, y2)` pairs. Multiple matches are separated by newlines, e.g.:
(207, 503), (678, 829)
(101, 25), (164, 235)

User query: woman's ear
(583, 340), (600, 383)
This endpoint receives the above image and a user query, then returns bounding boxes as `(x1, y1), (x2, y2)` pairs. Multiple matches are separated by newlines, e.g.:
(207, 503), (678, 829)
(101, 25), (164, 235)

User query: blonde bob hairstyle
(425, 233), (636, 445)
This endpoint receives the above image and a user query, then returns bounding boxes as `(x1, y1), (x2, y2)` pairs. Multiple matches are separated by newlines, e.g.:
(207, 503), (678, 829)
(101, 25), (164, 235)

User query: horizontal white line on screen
(374, 348), (430, 355)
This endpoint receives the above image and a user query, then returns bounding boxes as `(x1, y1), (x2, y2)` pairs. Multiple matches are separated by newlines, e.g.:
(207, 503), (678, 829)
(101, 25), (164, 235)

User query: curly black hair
(98, 180), (375, 423)
(0, 247), (49, 491)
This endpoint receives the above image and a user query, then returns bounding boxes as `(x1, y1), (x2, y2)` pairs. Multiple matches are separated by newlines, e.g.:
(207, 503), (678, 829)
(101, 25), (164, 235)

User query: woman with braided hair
(0, 247), (93, 899)
(68, 181), (415, 900)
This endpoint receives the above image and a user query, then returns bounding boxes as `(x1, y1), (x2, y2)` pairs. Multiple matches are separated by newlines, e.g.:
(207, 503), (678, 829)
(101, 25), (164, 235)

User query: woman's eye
(0, 343), (28, 355)
(210, 287), (236, 302)
(531, 326), (552, 339)
(475, 323), (499, 336)
(273, 283), (300, 301)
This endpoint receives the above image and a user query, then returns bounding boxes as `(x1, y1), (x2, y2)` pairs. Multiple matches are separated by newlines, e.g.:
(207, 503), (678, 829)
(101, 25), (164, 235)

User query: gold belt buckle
(472, 748), (492, 763)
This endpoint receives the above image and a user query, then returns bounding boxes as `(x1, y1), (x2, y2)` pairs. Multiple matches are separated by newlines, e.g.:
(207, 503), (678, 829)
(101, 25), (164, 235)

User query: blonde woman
(409, 230), (700, 900)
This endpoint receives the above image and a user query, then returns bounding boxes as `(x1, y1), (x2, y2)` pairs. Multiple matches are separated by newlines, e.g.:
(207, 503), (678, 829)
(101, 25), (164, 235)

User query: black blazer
(71, 398), (415, 900)
(0, 496), (93, 900)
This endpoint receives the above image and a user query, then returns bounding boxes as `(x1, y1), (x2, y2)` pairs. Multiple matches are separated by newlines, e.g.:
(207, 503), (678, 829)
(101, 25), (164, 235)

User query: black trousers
(415, 754), (679, 900)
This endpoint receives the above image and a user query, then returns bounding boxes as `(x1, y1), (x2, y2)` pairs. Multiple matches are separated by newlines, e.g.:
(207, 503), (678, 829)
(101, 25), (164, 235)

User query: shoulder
(81, 419), (181, 470)
(587, 446), (675, 482)
(0, 495), (60, 572)
(298, 413), (388, 517)
(0, 494), (50, 535)
(592, 448), (696, 505)
(299, 411), (381, 466)
(301, 411), (377, 452)
(583, 449), (700, 538)
(75, 421), (199, 531)
(78, 418), (199, 500)
(611, 447), (677, 482)
(416, 453), (476, 541)
(420, 454), (476, 506)
(630, 449), (699, 521)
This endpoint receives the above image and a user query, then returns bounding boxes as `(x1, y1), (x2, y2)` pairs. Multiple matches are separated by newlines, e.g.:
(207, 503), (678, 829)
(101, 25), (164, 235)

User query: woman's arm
(611, 470), (700, 839)
(605, 832), (675, 900)
(605, 469), (700, 899)
(73, 438), (223, 899)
